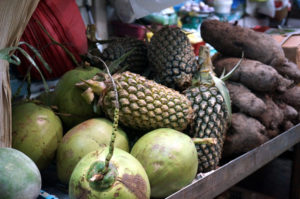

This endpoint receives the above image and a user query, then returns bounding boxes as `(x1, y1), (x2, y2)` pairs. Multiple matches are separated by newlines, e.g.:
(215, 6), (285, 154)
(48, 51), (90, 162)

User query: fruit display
(12, 101), (63, 170)
(131, 128), (198, 198)
(0, 148), (41, 199)
(56, 118), (130, 184)
(7, 17), (300, 199)
(201, 20), (300, 158)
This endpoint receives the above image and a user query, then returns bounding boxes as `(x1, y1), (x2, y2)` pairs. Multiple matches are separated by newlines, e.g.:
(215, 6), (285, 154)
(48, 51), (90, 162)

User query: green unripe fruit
(69, 147), (151, 199)
(131, 128), (198, 198)
(12, 102), (63, 170)
(56, 118), (130, 184)
(53, 66), (101, 129)
(0, 148), (41, 199)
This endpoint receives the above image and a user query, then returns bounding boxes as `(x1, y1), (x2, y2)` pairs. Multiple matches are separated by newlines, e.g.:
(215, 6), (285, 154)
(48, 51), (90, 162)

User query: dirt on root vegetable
(213, 57), (293, 92)
(201, 20), (300, 82)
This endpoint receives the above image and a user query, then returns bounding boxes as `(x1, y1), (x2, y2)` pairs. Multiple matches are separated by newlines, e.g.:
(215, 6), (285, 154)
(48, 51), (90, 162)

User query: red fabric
(17, 0), (87, 80)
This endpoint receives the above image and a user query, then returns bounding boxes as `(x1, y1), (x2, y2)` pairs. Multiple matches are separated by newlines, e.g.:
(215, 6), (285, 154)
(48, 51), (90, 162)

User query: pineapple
(76, 71), (194, 132)
(184, 46), (239, 172)
(148, 26), (198, 91)
(100, 37), (148, 74)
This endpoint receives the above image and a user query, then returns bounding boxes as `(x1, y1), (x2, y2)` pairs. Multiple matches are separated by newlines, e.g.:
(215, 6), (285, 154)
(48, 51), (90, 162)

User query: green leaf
(108, 48), (136, 73)
(0, 46), (21, 65)
(212, 75), (232, 123)
(9, 54), (21, 65)
(19, 41), (52, 73)
(16, 47), (49, 93)
(220, 68), (226, 79)
(221, 52), (244, 81)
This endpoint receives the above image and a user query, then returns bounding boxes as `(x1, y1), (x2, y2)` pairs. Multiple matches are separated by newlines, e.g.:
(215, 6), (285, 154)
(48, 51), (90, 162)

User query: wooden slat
(290, 143), (300, 199)
(167, 124), (300, 199)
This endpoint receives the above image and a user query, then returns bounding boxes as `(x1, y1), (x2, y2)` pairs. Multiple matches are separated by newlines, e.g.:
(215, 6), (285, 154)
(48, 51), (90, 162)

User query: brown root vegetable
(214, 57), (293, 92)
(201, 20), (300, 82)
(278, 86), (300, 109)
(276, 102), (298, 121)
(258, 95), (284, 130)
(222, 113), (268, 158)
(226, 81), (266, 117)
(282, 120), (295, 132)
(266, 129), (280, 139)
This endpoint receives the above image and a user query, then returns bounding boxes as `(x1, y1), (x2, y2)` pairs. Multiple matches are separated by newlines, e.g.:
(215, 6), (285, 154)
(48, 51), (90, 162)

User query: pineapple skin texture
(148, 27), (198, 91)
(101, 37), (148, 74)
(185, 85), (229, 172)
(102, 71), (194, 131)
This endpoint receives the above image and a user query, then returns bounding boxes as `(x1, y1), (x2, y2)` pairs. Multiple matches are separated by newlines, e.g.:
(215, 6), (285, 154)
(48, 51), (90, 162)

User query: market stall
(1, 0), (300, 198)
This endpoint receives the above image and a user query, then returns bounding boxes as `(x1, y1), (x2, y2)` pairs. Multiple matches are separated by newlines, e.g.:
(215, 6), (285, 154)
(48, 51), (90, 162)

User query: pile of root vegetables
(201, 20), (300, 159)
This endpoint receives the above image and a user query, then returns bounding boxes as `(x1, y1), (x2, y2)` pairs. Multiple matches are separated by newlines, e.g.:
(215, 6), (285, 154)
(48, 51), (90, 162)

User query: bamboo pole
(0, 0), (40, 147)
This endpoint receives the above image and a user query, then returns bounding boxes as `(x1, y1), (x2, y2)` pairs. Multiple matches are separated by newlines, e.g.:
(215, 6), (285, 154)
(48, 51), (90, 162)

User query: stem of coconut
(89, 56), (119, 182)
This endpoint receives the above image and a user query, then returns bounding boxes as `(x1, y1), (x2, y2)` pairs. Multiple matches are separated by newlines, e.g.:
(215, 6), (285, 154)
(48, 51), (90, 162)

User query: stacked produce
(201, 20), (300, 158)
(64, 26), (235, 198)
(9, 20), (296, 199)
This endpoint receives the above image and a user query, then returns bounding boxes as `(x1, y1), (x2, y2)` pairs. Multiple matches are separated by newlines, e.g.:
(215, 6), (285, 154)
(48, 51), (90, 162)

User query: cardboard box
(272, 34), (300, 69)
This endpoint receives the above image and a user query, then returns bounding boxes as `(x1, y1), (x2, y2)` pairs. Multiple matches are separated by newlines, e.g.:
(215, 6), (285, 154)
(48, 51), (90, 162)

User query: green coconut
(0, 148), (41, 199)
(69, 147), (151, 199)
(53, 66), (101, 129)
(36, 90), (55, 106)
(12, 102), (63, 170)
(56, 118), (130, 184)
(131, 128), (198, 198)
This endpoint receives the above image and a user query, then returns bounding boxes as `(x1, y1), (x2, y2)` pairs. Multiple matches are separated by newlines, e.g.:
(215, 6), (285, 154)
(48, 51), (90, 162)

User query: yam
(257, 95), (284, 130)
(276, 102), (298, 121)
(266, 129), (280, 139)
(226, 81), (266, 117)
(201, 20), (300, 82)
(282, 120), (294, 132)
(222, 113), (268, 158)
(278, 86), (300, 109)
(214, 57), (293, 92)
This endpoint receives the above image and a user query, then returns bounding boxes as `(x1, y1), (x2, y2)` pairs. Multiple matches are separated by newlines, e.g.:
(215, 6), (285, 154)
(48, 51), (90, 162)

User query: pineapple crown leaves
(211, 53), (244, 124)
(0, 42), (51, 96)
(76, 48), (136, 102)
(193, 46), (244, 124)
(215, 52), (244, 124)
(220, 51), (244, 81)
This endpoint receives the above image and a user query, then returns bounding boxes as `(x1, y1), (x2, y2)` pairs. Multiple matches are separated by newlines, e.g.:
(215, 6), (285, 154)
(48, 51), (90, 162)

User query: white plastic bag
(246, 0), (275, 18)
(109, 0), (186, 23)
